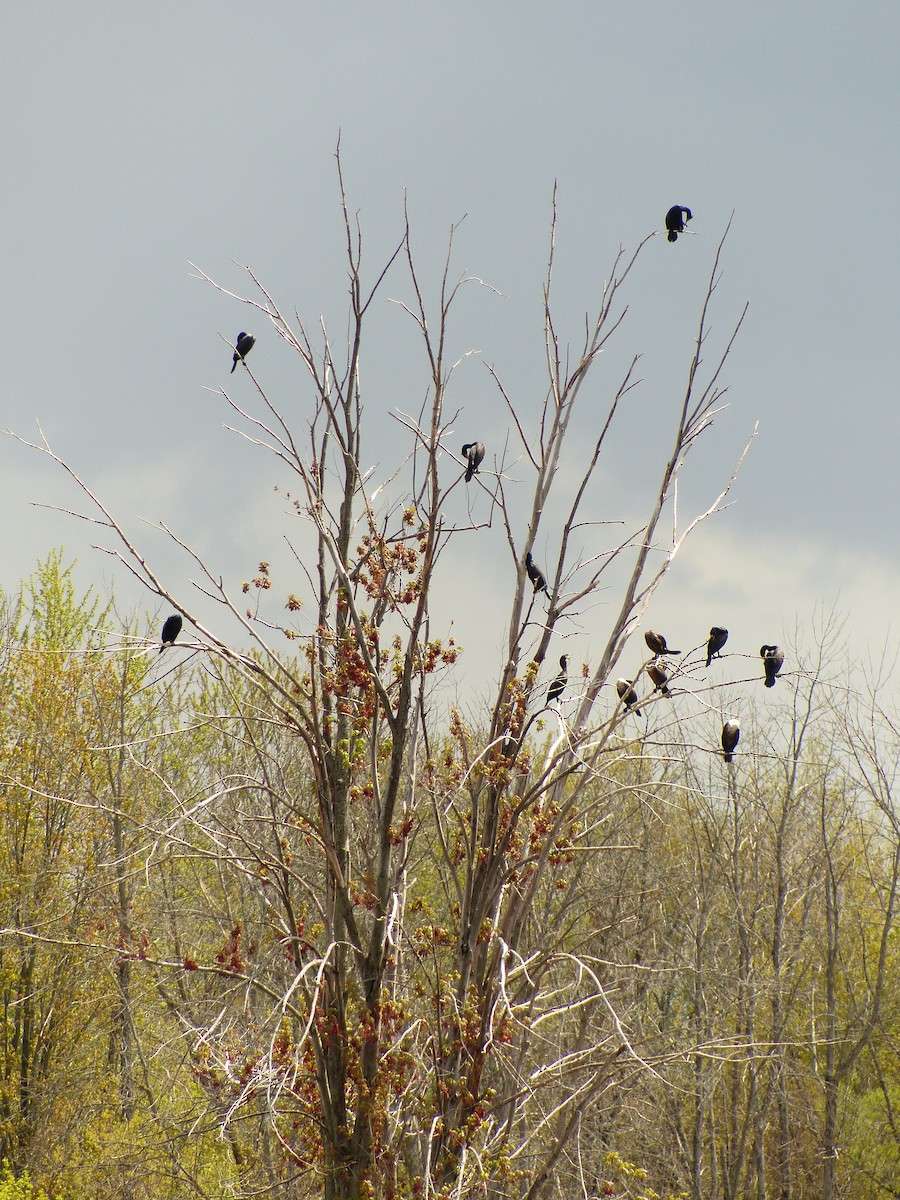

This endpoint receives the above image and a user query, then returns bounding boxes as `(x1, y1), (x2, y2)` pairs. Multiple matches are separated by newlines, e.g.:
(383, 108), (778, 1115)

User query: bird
(159, 614), (183, 653)
(525, 552), (548, 595)
(644, 630), (681, 656)
(231, 331), (256, 373)
(721, 720), (741, 763)
(646, 660), (672, 696)
(665, 205), (693, 243)
(616, 678), (642, 717)
(760, 645), (785, 688)
(547, 655), (569, 705)
(461, 441), (485, 483)
(706, 626), (729, 667)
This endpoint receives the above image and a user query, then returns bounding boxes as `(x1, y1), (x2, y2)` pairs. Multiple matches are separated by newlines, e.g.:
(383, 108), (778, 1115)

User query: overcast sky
(3, 2), (898, 705)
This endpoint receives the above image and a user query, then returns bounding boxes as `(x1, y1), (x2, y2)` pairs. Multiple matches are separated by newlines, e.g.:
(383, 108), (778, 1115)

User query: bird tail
(230, 361), (237, 373)
(668, 230), (678, 242)
(765, 677), (776, 688)
(724, 751), (734, 763)
(465, 465), (475, 483)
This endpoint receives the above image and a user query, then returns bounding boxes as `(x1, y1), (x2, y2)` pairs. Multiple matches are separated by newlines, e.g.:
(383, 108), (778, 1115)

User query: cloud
(652, 522), (900, 670)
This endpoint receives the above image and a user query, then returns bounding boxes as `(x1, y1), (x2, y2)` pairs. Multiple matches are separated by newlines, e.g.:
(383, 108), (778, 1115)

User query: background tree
(0, 555), (110, 1170)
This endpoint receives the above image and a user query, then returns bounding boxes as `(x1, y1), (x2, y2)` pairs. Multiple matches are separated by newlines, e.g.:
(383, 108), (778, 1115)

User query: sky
(3, 1), (899, 708)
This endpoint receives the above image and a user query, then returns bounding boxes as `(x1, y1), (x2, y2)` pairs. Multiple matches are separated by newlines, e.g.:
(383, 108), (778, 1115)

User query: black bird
(647, 659), (672, 696)
(159, 614), (183, 654)
(721, 720), (741, 763)
(665, 205), (693, 243)
(644, 629), (681, 656)
(760, 645), (785, 688)
(616, 678), (642, 717)
(525, 552), (548, 595)
(547, 655), (569, 705)
(706, 626), (729, 667)
(231, 331), (256, 373)
(461, 441), (485, 483)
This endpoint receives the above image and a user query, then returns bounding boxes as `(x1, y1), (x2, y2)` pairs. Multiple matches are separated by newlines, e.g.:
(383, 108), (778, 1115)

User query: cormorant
(665, 205), (693, 243)
(461, 442), (485, 483)
(231, 331), (256, 373)
(760, 645), (785, 688)
(706, 626), (729, 667)
(645, 630), (681, 656)
(547, 655), (569, 705)
(616, 678), (642, 716)
(525, 552), (548, 595)
(160, 614), (183, 653)
(647, 660), (672, 696)
(722, 720), (741, 763)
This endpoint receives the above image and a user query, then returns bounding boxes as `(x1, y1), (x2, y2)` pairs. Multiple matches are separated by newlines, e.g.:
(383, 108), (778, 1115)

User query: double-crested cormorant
(722, 719), (741, 763)
(647, 660), (672, 696)
(231, 331), (256, 373)
(160, 614), (183, 654)
(665, 205), (693, 243)
(645, 630), (681, 656)
(525, 552), (548, 595)
(547, 654), (569, 705)
(706, 626), (729, 667)
(461, 441), (485, 483)
(760, 645), (785, 688)
(616, 678), (642, 716)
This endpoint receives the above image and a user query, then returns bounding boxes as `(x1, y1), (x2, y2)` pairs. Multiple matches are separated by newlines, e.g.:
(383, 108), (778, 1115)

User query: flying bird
(647, 660), (672, 696)
(665, 205), (693, 243)
(760, 645), (785, 688)
(159, 614), (183, 654)
(547, 655), (569, 705)
(706, 626), (729, 667)
(616, 678), (642, 716)
(461, 441), (485, 483)
(525, 552), (548, 595)
(721, 720), (741, 763)
(231, 331), (256, 373)
(644, 630), (681, 656)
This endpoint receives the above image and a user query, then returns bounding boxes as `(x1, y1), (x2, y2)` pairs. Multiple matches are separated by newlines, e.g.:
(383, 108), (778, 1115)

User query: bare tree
(10, 152), (750, 1200)
(817, 661), (900, 1200)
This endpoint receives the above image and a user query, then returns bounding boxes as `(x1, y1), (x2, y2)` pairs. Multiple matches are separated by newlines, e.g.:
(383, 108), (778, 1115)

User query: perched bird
(461, 441), (485, 483)
(616, 678), (642, 717)
(706, 626), (729, 667)
(647, 660), (672, 696)
(644, 630), (681, 656)
(721, 720), (741, 763)
(525, 552), (548, 595)
(159, 614), (183, 654)
(547, 655), (569, 705)
(665, 205), (693, 243)
(760, 645), (785, 688)
(231, 331), (256, 373)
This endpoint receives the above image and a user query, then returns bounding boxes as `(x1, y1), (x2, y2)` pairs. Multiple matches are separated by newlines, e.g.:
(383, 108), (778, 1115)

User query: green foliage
(599, 1151), (689, 1200)
(0, 1160), (61, 1200)
(17, 549), (105, 651)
